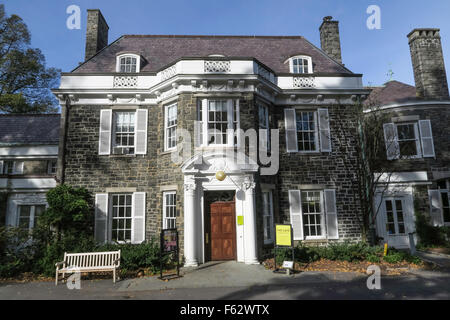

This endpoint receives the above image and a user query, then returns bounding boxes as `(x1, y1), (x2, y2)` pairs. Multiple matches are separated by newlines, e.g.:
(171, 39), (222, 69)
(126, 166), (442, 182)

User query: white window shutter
(95, 194), (109, 243)
(99, 109), (112, 155)
(14, 161), (24, 174)
(284, 109), (298, 153)
(404, 195), (416, 234)
(288, 190), (303, 240)
(132, 192), (146, 244)
(318, 108), (332, 152)
(428, 190), (444, 226)
(418, 120), (435, 158)
(0, 160), (3, 174)
(135, 109), (148, 155)
(383, 123), (399, 160)
(324, 189), (339, 240)
(373, 194), (386, 239)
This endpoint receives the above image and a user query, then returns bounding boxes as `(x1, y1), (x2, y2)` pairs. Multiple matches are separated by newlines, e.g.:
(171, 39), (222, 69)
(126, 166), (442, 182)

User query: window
(438, 179), (450, 224)
(2, 160), (24, 175)
(289, 56), (313, 74)
(197, 99), (239, 147)
(110, 194), (133, 242)
(258, 104), (270, 151)
(116, 54), (140, 73)
(301, 191), (325, 239)
(163, 192), (177, 229)
(164, 104), (177, 151)
(384, 120), (435, 160)
(262, 191), (274, 243)
(296, 111), (318, 152)
(384, 198), (406, 235)
(113, 111), (135, 154)
(17, 205), (45, 231)
(396, 123), (421, 158)
(47, 160), (57, 175)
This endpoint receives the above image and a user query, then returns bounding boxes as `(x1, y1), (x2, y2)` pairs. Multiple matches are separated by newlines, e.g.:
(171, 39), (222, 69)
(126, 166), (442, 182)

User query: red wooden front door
(208, 201), (236, 261)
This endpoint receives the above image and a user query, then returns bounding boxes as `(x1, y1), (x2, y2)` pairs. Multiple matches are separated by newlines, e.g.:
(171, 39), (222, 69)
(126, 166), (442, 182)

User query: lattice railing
(293, 76), (316, 88)
(204, 60), (231, 73)
(113, 76), (138, 88)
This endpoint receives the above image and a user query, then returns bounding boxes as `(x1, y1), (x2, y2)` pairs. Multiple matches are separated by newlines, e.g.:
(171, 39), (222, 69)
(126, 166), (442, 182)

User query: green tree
(0, 4), (60, 113)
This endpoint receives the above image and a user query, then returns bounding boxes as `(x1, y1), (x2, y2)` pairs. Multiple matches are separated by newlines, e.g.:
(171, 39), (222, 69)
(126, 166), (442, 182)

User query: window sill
(108, 154), (137, 158)
(160, 149), (176, 156)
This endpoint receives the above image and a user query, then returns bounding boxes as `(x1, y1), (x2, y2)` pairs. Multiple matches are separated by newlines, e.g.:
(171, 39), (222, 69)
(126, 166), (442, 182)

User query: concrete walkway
(120, 261), (362, 292)
(416, 250), (450, 269)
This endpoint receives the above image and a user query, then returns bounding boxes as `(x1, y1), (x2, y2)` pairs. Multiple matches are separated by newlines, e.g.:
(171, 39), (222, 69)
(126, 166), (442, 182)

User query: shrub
(415, 211), (449, 247)
(97, 238), (165, 275)
(0, 227), (35, 277)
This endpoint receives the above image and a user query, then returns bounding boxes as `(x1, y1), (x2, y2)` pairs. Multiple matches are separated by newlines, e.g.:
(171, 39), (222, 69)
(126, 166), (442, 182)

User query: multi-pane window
(165, 104), (177, 150)
(258, 104), (270, 151)
(47, 160), (57, 174)
(301, 191), (324, 238)
(385, 198), (406, 235)
(262, 191), (274, 243)
(119, 56), (137, 73)
(396, 123), (420, 157)
(296, 111), (318, 152)
(113, 111), (135, 154)
(17, 205), (45, 231)
(207, 100), (229, 145)
(2, 160), (24, 175)
(438, 179), (450, 223)
(111, 194), (132, 242)
(197, 99), (239, 147)
(291, 57), (311, 74)
(163, 192), (177, 229)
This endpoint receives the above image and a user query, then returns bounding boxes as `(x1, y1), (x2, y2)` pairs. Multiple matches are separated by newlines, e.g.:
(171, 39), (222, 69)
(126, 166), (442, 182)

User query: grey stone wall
(408, 29), (449, 100)
(274, 103), (363, 243)
(63, 94), (364, 261)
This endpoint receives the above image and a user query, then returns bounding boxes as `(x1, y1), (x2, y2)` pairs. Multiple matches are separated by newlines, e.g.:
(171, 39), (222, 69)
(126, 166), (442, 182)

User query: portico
(182, 152), (259, 266)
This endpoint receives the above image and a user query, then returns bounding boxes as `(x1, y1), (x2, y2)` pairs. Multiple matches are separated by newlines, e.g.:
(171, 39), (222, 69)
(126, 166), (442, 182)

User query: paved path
(0, 261), (449, 300)
(416, 250), (450, 268)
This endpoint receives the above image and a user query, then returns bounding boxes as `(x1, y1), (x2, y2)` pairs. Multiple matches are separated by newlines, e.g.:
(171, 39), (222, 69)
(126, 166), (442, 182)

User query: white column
(243, 181), (259, 264)
(184, 183), (198, 267)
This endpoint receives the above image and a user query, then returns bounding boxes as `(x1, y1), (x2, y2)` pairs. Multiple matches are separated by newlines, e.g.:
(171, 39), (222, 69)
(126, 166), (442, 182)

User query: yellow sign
(237, 216), (244, 225)
(275, 224), (292, 247)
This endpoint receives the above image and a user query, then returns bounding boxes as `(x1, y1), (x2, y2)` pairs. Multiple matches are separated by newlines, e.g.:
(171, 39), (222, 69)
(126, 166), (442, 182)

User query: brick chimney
(319, 16), (342, 64)
(85, 9), (109, 61)
(408, 28), (449, 100)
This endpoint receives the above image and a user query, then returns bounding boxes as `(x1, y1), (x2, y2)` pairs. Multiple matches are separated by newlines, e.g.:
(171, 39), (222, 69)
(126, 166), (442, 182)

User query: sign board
(275, 224), (293, 247)
(237, 216), (244, 226)
(161, 228), (178, 253)
(282, 261), (294, 269)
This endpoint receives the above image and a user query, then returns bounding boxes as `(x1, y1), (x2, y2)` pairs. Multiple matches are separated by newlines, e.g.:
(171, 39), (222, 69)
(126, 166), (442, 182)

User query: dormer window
(289, 55), (313, 74)
(116, 54), (140, 73)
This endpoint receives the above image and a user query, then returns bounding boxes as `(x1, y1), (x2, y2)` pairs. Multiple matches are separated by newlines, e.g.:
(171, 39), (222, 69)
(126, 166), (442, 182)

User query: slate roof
(365, 80), (418, 106)
(72, 35), (353, 74)
(0, 114), (60, 145)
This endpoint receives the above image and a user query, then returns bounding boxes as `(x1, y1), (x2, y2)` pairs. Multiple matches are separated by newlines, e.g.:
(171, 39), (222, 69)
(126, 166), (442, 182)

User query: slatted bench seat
(55, 250), (121, 285)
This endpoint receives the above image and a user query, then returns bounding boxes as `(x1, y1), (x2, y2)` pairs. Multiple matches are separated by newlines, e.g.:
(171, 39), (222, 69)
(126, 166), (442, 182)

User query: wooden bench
(55, 250), (121, 285)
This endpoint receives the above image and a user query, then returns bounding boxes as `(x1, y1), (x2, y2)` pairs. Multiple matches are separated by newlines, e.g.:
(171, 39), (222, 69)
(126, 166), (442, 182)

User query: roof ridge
(0, 113), (61, 116)
(122, 34), (305, 39)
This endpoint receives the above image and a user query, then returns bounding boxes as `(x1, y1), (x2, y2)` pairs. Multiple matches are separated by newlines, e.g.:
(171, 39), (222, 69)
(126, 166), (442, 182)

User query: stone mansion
(1, 10), (449, 266)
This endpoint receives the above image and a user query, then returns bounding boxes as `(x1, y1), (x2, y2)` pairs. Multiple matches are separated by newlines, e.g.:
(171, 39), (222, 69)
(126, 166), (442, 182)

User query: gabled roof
(73, 35), (353, 74)
(0, 114), (60, 146)
(365, 80), (418, 106)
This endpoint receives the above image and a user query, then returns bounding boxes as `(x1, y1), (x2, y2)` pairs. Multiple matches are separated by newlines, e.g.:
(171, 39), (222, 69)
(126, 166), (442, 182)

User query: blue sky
(4, 0), (450, 86)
